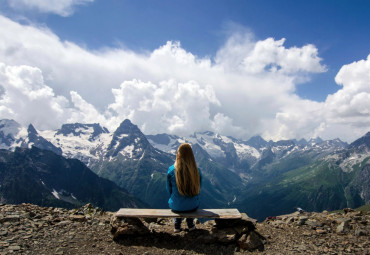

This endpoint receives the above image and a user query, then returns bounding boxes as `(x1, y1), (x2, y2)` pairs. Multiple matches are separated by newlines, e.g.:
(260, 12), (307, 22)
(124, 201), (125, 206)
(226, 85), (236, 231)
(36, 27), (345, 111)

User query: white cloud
(0, 14), (369, 142)
(5, 0), (94, 16)
(108, 79), (221, 136)
(0, 62), (71, 129)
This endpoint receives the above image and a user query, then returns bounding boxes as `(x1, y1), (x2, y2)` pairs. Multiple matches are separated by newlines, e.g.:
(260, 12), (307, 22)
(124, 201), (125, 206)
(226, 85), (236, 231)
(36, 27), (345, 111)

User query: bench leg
(111, 216), (150, 239)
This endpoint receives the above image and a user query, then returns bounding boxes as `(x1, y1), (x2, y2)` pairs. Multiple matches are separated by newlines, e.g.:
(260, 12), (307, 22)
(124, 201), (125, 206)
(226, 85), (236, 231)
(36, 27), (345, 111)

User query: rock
(8, 245), (21, 251)
(355, 229), (367, 237)
(215, 213), (256, 230)
(110, 216), (149, 239)
(238, 231), (264, 251)
(316, 229), (327, 234)
(335, 217), (351, 224)
(213, 228), (237, 243)
(55, 247), (64, 254)
(306, 219), (323, 228)
(215, 233), (236, 243)
(336, 221), (350, 234)
(0, 215), (20, 223)
(56, 220), (72, 226)
(343, 208), (355, 214)
(285, 217), (294, 224)
(69, 215), (86, 222)
(297, 216), (308, 226)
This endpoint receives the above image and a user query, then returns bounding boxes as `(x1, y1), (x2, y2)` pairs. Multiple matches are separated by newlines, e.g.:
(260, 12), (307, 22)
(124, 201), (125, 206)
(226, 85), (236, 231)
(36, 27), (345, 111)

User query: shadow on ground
(114, 229), (239, 255)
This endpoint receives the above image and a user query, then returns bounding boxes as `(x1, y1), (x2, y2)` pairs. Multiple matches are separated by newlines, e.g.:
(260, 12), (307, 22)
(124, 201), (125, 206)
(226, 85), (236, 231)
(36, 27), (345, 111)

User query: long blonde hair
(174, 143), (200, 197)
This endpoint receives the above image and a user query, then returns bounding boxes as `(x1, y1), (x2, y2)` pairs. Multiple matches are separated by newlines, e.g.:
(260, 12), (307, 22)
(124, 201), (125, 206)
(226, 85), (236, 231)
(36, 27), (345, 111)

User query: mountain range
(0, 118), (369, 220)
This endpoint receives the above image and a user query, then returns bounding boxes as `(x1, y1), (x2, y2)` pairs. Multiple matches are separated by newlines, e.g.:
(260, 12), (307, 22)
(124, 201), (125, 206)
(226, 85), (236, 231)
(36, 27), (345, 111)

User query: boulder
(336, 221), (350, 234)
(215, 213), (256, 231)
(69, 215), (86, 222)
(110, 216), (149, 239)
(238, 231), (264, 251)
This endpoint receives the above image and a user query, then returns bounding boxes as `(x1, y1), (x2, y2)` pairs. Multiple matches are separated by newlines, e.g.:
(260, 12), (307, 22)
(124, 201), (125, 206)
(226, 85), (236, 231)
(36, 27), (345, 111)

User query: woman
(166, 143), (202, 232)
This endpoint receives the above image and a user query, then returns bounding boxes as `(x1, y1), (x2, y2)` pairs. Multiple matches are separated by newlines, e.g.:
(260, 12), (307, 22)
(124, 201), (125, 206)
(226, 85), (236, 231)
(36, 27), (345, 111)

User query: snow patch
(120, 145), (135, 158)
(51, 189), (60, 199)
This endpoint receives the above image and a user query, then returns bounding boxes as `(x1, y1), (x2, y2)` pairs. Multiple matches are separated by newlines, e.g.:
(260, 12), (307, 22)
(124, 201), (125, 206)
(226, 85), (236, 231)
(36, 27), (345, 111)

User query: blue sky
(43, 0), (370, 101)
(0, 0), (370, 142)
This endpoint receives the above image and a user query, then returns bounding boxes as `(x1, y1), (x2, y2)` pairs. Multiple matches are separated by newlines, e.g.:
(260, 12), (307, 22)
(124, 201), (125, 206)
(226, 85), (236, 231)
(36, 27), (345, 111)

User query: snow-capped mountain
(0, 119), (25, 149)
(40, 123), (111, 166)
(147, 132), (348, 172)
(147, 131), (261, 171)
(0, 118), (352, 174)
(1, 118), (369, 219)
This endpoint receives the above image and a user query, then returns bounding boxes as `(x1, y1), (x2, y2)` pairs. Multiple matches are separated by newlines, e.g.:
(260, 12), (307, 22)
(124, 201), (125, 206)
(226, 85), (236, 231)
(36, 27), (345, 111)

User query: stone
(56, 220), (72, 226)
(0, 215), (20, 223)
(215, 233), (236, 243)
(336, 221), (350, 234)
(285, 217), (294, 224)
(233, 225), (249, 235)
(215, 213), (256, 230)
(110, 216), (149, 239)
(8, 245), (21, 251)
(55, 247), (64, 254)
(355, 229), (367, 237)
(213, 228), (237, 243)
(238, 231), (264, 251)
(343, 208), (355, 214)
(69, 215), (86, 222)
(316, 229), (327, 234)
(335, 217), (351, 224)
(297, 216), (308, 226)
(306, 219), (323, 228)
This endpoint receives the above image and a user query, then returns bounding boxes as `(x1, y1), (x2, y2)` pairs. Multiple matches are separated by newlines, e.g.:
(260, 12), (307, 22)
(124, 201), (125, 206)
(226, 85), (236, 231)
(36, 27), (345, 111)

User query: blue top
(166, 164), (202, 212)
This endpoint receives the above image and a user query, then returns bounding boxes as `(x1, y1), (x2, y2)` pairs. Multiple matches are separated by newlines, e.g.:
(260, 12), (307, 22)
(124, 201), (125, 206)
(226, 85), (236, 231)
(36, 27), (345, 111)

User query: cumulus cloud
(322, 55), (370, 140)
(4, 0), (94, 16)
(108, 79), (221, 135)
(0, 62), (70, 129)
(0, 14), (369, 142)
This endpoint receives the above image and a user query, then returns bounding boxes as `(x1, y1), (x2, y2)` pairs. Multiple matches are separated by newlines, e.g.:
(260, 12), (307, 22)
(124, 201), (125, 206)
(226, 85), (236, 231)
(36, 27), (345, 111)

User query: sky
(0, 0), (370, 143)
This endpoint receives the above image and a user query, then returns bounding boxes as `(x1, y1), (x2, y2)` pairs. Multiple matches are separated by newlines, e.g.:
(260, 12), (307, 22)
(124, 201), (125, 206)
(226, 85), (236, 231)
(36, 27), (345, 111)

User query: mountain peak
(0, 119), (22, 147)
(27, 124), (38, 135)
(115, 119), (140, 135)
(0, 119), (21, 137)
(349, 131), (370, 150)
(107, 119), (151, 159)
(246, 135), (268, 149)
(56, 123), (109, 141)
(308, 137), (323, 145)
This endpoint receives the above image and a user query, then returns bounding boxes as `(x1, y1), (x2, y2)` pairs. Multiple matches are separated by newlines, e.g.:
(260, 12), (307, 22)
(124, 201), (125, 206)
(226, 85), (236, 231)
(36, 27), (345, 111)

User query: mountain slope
(0, 147), (145, 210)
(235, 133), (370, 221)
(92, 120), (241, 209)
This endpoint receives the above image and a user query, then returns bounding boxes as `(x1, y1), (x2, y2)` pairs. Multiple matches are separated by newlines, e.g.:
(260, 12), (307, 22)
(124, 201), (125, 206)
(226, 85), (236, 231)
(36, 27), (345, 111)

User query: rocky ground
(0, 203), (369, 254)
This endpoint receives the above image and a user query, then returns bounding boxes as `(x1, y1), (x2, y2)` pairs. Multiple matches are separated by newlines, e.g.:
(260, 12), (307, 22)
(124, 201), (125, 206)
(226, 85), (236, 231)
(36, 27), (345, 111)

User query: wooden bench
(115, 208), (242, 219)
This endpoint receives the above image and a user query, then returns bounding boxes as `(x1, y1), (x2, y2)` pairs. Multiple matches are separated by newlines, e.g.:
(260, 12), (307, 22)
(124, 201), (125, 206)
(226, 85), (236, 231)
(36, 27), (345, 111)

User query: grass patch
(330, 204), (370, 214)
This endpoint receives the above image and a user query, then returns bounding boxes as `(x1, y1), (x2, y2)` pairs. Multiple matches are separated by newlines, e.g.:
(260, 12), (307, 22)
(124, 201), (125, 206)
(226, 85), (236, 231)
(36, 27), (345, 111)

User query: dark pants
(171, 208), (197, 229)
(174, 218), (195, 229)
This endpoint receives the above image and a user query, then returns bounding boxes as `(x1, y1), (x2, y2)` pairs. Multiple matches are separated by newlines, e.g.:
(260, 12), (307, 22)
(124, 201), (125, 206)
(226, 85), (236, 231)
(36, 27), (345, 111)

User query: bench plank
(115, 208), (241, 219)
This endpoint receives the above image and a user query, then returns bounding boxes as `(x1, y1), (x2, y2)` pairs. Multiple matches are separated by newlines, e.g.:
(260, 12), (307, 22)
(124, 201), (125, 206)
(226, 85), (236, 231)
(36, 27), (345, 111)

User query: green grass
(330, 204), (370, 214)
